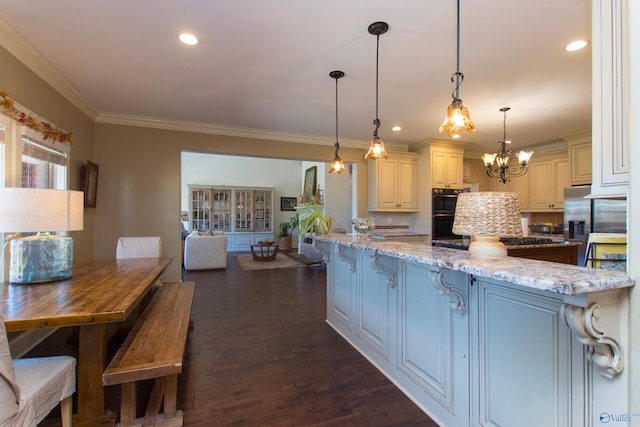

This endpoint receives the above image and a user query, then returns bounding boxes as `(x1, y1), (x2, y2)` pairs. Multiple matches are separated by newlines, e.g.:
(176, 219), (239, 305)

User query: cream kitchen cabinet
(368, 153), (418, 212)
(564, 131), (592, 186)
(489, 173), (530, 211)
(591, 0), (629, 197)
(431, 146), (464, 189)
(529, 156), (570, 211)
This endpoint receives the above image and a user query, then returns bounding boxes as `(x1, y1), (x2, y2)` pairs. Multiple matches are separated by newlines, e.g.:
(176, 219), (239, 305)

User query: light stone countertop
(314, 234), (634, 296)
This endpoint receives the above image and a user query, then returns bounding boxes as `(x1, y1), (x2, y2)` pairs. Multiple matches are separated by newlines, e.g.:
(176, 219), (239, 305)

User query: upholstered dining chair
(116, 236), (163, 259)
(1, 315), (76, 427)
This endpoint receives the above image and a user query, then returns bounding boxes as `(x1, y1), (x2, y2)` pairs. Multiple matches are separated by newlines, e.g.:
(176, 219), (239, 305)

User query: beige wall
(0, 46), (96, 262)
(94, 123), (369, 280)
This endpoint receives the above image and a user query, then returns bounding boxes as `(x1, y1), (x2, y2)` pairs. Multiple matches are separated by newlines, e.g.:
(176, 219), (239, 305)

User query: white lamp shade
(0, 188), (84, 233)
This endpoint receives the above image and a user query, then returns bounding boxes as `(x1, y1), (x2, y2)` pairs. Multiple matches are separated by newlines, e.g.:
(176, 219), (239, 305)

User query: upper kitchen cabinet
(591, 0), (629, 197)
(431, 142), (465, 189)
(368, 152), (419, 212)
(528, 154), (570, 211)
(563, 130), (592, 185)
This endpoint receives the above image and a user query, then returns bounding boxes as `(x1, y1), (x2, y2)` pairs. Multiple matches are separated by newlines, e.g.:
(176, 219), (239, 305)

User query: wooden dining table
(0, 256), (172, 427)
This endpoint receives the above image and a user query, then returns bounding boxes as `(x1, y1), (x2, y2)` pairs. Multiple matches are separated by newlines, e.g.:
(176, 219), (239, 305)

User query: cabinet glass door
(254, 190), (272, 232)
(190, 188), (211, 231)
(234, 190), (253, 232)
(211, 189), (232, 231)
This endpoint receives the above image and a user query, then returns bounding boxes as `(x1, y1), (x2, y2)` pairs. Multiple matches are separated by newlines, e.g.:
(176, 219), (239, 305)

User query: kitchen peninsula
(313, 234), (633, 427)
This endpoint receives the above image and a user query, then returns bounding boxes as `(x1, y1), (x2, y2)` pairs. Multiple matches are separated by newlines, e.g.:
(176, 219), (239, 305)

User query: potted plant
(296, 200), (335, 235)
(278, 219), (294, 251)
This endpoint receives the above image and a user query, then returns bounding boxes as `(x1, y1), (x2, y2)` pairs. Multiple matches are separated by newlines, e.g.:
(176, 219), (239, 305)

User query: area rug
(234, 254), (307, 270)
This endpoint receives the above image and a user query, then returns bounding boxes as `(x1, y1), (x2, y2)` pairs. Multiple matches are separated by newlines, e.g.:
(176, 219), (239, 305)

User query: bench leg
(164, 375), (178, 418)
(143, 377), (165, 425)
(120, 382), (137, 427)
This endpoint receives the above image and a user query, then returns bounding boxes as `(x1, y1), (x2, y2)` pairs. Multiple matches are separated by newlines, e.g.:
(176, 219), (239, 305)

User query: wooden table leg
(77, 323), (112, 426)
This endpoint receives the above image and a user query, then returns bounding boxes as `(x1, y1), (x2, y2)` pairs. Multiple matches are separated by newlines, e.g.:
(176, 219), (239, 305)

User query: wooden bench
(103, 281), (195, 427)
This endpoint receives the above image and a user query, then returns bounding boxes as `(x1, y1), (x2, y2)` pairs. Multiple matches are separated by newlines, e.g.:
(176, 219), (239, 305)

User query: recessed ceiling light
(392, 126), (402, 131)
(565, 40), (588, 52)
(179, 33), (198, 45)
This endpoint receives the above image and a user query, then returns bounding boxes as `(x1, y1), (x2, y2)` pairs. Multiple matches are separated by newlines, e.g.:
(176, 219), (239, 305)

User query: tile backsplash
(527, 212), (564, 225)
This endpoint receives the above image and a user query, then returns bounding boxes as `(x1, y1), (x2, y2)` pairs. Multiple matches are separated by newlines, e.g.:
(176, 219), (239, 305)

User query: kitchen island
(313, 234), (633, 427)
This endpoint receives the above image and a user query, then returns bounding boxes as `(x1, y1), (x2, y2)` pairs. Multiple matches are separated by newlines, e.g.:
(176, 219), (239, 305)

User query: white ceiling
(0, 0), (592, 155)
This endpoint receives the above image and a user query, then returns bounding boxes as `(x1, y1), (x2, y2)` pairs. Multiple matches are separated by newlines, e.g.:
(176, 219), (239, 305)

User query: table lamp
(0, 188), (84, 283)
(452, 192), (522, 257)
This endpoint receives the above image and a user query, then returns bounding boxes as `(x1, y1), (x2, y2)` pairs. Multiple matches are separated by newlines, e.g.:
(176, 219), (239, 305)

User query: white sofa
(184, 231), (227, 270)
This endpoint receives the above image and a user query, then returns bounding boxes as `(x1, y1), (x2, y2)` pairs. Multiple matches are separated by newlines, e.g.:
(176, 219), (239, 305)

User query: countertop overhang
(314, 234), (633, 296)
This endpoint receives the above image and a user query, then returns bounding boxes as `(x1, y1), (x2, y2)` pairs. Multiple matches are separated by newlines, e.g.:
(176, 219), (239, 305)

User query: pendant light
(365, 21), (389, 161)
(481, 107), (534, 183)
(438, 0), (475, 139)
(329, 70), (346, 174)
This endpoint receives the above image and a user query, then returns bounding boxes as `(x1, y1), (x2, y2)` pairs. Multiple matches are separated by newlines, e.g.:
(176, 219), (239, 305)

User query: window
(21, 136), (68, 189)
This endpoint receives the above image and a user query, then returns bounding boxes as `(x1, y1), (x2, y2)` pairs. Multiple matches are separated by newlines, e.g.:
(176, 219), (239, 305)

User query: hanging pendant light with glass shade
(365, 21), (389, 161)
(439, 0), (475, 139)
(481, 107), (534, 184)
(328, 70), (346, 174)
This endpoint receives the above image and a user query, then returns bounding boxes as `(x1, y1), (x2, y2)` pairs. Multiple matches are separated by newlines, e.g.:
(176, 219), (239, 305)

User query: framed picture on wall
(303, 166), (317, 203)
(281, 197), (297, 211)
(80, 161), (99, 208)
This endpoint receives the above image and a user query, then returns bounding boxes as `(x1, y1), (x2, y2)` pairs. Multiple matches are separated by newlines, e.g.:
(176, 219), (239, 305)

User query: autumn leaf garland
(0, 91), (73, 144)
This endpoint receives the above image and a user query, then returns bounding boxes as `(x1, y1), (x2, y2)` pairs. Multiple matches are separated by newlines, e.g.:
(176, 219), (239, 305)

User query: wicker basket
(452, 192), (523, 238)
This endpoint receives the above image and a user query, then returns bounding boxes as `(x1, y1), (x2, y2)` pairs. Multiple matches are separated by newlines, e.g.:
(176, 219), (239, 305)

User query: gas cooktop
(500, 237), (555, 246)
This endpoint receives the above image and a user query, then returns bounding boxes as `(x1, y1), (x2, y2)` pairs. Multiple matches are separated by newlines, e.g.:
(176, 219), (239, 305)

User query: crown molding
(98, 112), (415, 150)
(0, 15), (101, 121)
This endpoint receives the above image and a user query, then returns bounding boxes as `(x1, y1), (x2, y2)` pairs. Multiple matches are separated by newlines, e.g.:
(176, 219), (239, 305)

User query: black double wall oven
(432, 188), (463, 240)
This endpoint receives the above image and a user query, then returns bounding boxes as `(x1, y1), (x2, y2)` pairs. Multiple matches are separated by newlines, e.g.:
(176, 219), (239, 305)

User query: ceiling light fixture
(179, 33), (198, 45)
(439, 0), (475, 139)
(565, 40), (588, 51)
(481, 107), (534, 184)
(392, 126), (402, 131)
(329, 70), (346, 174)
(365, 21), (389, 161)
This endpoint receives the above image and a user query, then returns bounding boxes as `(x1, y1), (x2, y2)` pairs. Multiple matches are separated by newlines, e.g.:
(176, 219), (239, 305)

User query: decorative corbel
(369, 254), (396, 288)
(336, 246), (356, 271)
(429, 269), (467, 316)
(312, 240), (331, 263)
(562, 303), (623, 378)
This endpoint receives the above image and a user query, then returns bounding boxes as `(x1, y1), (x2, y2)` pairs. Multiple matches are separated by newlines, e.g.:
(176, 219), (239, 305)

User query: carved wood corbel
(562, 303), (623, 378)
(336, 246), (356, 271)
(429, 269), (467, 316)
(369, 254), (396, 288)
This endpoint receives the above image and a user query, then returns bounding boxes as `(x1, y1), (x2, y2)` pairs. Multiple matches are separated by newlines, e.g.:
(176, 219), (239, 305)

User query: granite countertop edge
(314, 234), (634, 296)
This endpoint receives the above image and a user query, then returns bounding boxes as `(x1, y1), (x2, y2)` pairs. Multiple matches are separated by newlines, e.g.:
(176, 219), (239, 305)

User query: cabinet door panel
(357, 252), (395, 362)
(446, 151), (463, 189)
(529, 161), (553, 210)
(552, 158), (570, 209)
(473, 279), (575, 427)
(431, 151), (448, 188)
(328, 245), (356, 332)
(398, 160), (418, 209)
(377, 160), (399, 209)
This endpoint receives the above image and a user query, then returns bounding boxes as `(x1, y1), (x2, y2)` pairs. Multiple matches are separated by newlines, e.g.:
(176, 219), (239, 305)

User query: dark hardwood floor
(177, 252), (439, 426)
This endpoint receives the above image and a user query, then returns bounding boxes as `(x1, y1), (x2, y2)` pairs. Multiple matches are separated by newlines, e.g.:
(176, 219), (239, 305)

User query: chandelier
(482, 107), (534, 184)
(438, 0), (475, 139)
